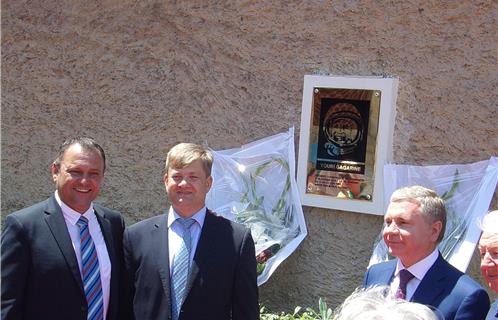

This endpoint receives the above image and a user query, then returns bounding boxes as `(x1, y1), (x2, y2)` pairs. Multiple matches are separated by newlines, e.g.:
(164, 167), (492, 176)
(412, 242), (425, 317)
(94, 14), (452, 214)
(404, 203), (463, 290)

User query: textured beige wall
(2, 0), (497, 312)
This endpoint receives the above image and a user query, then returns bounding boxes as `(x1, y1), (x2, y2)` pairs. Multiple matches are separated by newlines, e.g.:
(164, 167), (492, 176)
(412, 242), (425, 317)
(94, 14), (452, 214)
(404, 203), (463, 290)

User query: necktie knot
(399, 269), (414, 284)
(77, 216), (89, 228)
(178, 218), (195, 230)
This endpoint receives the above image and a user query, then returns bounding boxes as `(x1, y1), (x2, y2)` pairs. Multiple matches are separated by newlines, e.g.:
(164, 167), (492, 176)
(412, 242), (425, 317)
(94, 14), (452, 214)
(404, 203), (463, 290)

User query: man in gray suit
(479, 210), (498, 319)
(1, 137), (125, 320)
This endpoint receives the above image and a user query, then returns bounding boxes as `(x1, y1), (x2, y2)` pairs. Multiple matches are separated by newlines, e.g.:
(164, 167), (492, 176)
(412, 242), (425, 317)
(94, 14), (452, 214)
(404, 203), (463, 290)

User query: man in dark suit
(479, 210), (498, 319)
(121, 142), (259, 320)
(363, 185), (490, 320)
(1, 137), (125, 320)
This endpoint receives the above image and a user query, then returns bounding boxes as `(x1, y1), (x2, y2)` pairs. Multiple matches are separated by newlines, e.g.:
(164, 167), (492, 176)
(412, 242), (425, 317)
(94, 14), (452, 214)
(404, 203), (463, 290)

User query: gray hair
(165, 143), (213, 176)
(390, 185), (446, 242)
(334, 286), (441, 320)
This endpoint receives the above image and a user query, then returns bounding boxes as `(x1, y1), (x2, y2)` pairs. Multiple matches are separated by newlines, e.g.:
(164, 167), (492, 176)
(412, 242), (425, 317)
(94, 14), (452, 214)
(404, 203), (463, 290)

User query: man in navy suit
(1, 137), (125, 320)
(479, 210), (498, 319)
(363, 185), (489, 320)
(120, 142), (259, 320)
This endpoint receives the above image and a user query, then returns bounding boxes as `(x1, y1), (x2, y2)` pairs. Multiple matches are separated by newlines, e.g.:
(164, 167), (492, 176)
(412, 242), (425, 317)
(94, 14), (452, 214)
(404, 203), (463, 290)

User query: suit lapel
(153, 215), (171, 299)
(43, 196), (84, 293)
(95, 209), (116, 266)
(185, 209), (214, 297)
(411, 253), (446, 304)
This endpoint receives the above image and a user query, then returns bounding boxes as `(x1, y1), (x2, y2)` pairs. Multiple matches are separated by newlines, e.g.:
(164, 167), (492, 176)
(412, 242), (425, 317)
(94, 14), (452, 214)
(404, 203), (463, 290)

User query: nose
(177, 177), (189, 186)
(384, 222), (398, 232)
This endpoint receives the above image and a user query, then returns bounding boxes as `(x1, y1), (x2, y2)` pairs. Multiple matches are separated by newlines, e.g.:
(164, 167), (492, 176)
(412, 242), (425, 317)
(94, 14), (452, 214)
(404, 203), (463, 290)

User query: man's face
(164, 159), (212, 218)
(478, 231), (498, 293)
(51, 144), (104, 213)
(383, 200), (442, 267)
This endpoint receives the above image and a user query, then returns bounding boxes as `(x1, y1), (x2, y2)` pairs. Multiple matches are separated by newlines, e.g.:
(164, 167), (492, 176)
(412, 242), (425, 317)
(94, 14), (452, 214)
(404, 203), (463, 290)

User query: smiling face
(51, 143), (104, 213)
(479, 231), (498, 293)
(164, 159), (212, 218)
(383, 200), (442, 267)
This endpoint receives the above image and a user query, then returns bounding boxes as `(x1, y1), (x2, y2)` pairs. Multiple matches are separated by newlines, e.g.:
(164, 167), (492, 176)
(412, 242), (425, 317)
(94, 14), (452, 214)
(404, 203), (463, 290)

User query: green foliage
(260, 298), (334, 320)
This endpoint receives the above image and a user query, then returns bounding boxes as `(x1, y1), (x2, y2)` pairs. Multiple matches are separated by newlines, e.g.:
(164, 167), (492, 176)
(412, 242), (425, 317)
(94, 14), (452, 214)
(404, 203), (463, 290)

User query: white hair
(334, 286), (441, 320)
(481, 210), (498, 234)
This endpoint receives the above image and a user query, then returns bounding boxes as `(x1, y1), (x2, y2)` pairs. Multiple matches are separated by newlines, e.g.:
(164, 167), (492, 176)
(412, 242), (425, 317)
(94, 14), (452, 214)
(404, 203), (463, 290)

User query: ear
(51, 163), (60, 183)
(206, 175), (213, 191)
(163, 173), (168, 185)
(430, 220), (443, 242)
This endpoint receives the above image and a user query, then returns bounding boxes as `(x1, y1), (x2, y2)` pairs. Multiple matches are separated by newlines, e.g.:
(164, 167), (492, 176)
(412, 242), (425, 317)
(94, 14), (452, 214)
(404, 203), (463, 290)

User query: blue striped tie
(171, 218), (195, 320)
(77, 216), (104, 320)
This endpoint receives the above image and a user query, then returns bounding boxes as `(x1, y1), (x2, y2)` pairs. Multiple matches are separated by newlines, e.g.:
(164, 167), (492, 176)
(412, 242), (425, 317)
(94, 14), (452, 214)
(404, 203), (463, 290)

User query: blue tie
(77, 216), (104, 320)
(171, 218), (196, 320)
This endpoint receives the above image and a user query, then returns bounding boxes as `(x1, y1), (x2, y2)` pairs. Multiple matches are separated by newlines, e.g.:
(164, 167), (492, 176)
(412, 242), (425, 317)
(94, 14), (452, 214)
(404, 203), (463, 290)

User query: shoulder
(205, 210), (250, 234)
(435, 256), (488, 298)
(367, 259), (397, 273)
(94, 203), (124, 221)
(5, 198), (51, 225)
(126, 214), (166, 233)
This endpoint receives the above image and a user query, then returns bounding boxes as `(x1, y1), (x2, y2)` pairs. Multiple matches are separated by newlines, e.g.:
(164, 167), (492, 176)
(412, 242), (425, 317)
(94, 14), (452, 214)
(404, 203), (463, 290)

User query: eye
(68, 170), (83, 177)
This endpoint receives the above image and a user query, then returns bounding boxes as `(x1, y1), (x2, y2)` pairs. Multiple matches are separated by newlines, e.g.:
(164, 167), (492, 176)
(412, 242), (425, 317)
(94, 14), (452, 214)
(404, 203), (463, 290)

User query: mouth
(75, 188), (91, 193)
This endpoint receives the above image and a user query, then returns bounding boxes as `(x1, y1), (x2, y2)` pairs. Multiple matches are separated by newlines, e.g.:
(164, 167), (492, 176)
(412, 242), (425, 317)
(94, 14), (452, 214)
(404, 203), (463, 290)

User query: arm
(118, 229), (135, 320)
(1, 215), (30, 320)
(454, 288), (490, 320)
(232, 229), (259, 320)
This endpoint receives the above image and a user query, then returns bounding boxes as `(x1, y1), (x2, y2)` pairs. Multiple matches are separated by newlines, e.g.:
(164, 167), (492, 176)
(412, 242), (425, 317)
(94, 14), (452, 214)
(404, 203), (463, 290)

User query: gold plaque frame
(297, 75), (398, 215)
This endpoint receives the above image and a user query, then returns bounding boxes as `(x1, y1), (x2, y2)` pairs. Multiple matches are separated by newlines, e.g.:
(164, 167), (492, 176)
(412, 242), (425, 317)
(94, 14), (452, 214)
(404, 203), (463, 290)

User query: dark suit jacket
(363, 254), (490, 320)
(121, 210), (259, 320)
(1, 195), (125, 320)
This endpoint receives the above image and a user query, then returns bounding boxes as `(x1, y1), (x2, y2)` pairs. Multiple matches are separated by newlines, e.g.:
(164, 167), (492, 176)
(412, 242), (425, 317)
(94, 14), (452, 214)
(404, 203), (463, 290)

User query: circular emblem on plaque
(322, 103), (363, 156)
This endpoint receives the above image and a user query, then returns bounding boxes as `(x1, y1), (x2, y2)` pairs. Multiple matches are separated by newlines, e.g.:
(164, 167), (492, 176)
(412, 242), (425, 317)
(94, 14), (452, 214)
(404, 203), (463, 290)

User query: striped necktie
(171, 218), (196, 320)
(77, 216), (104, 320)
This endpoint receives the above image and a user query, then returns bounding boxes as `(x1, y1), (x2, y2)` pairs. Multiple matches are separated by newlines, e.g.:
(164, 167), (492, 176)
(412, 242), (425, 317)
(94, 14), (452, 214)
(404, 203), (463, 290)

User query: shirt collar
(167, 206), (206, 229)
(396, 247), (439, 280)
(55, 191), (96, 226)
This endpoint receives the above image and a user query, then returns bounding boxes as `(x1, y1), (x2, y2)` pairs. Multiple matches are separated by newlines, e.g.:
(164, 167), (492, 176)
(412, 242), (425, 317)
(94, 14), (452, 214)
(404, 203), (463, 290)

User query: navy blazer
(1, 195), (125, 320)
(363, 253), (490, 320)
(120, 210), (259, 320)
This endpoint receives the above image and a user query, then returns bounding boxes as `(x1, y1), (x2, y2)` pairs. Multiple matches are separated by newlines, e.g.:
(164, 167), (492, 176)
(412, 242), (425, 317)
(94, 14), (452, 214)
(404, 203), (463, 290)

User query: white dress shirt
(167, 206), (206, 276)
(55, 191), (111, 318)
(390, 248), (439, 301)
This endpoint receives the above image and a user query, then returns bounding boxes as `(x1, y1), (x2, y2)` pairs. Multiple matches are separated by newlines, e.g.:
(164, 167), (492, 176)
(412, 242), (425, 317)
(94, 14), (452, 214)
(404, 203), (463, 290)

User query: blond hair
(165, 143), (213, 176)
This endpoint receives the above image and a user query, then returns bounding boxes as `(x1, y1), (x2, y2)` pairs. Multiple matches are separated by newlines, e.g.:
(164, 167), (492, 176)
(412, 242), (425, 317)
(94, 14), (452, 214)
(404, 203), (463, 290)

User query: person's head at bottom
(334, 286), (442, 320)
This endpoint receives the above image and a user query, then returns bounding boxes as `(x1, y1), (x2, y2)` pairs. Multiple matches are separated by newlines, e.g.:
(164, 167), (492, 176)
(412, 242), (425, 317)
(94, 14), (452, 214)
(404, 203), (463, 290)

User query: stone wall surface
(2, 0), (497, 312)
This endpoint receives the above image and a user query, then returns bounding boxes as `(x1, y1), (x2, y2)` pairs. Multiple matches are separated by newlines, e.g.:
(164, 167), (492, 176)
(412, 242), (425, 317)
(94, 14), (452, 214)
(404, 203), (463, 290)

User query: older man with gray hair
(479, 210), (498, 319)
(363, 185), (490, 320)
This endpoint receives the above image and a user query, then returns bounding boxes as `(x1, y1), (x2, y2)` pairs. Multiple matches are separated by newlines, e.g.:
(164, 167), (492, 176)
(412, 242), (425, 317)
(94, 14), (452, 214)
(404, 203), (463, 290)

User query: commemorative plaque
(297, 75), (398, 215)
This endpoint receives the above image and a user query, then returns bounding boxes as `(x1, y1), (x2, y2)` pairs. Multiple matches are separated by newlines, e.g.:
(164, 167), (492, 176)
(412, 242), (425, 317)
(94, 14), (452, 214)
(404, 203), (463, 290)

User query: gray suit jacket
(1, 195), (125, 320)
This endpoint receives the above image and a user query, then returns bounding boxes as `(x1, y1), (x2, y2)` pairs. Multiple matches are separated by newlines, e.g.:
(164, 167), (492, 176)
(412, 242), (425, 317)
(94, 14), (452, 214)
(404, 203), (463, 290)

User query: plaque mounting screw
(374, 91), (380, 97)
(314, 89), (319, 93)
